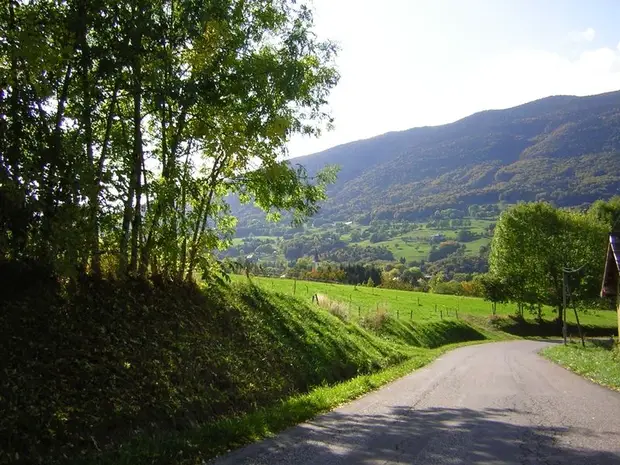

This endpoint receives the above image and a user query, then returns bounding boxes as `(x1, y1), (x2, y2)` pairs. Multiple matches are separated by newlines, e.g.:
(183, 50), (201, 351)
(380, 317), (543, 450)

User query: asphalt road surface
(212, 341), (620, 465)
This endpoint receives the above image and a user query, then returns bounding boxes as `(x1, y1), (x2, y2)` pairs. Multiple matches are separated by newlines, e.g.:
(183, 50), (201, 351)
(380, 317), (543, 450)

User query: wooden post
(562, 271), (567, 345)
(359, 306), (361, 317)
(397, 309), (400, 319)
(440, 308), (443, 319)
(293, 279), (297, 296)
(410, 310), (413, 320)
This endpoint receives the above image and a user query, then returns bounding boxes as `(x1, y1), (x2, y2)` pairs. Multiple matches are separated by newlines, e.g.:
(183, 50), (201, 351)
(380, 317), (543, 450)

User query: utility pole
(562, 270), (568, 345)
(562, 264), (586, 346)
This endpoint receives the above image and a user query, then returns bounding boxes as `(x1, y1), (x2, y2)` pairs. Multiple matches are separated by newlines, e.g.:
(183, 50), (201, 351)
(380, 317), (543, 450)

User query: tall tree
(490, 203), (606, 329)
(0, 0), (339, 280)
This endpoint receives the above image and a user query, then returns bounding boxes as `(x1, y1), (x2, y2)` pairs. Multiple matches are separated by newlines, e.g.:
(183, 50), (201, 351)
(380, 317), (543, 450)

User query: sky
(286, 0), (620, 158)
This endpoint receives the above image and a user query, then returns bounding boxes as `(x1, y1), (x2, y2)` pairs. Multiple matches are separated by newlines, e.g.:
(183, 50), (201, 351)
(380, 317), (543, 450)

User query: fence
(308, 291), (462, 322)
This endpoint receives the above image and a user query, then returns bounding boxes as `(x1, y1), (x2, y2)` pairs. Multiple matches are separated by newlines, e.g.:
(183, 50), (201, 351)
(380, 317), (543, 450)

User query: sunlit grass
(239, 275), (618, 330)
(542, 342), (620, 391)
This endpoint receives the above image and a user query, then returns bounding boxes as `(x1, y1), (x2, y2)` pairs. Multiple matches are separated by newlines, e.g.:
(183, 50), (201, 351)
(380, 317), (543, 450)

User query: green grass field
(542, 342), (620, 391)
(236, 276), (618, 331)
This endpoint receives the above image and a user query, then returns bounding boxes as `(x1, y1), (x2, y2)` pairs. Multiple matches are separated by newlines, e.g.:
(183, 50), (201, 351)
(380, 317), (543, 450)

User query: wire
(562, 263), (587, 274)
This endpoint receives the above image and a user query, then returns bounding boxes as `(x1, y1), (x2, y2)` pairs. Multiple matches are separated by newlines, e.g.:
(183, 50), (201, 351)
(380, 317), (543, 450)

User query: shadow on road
(228, 406), (620, 464)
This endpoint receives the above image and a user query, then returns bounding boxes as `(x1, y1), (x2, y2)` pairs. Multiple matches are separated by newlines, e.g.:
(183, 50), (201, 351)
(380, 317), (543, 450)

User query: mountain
(291, 90), (620, 221)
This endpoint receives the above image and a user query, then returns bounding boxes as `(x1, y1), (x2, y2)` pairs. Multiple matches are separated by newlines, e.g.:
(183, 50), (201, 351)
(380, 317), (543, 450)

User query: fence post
(418, 296), (420, 306)
(397, 309), (400, 319)
(440, 309), (443, 319)
(434, 304), (437, 313)
(293, 279), (297, 296)
(359, 306), (361, 318)
(410, 310), (413, 320)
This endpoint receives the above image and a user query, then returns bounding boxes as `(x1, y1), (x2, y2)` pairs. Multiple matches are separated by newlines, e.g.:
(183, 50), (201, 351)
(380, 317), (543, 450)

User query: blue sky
(287, 0), (620, 157)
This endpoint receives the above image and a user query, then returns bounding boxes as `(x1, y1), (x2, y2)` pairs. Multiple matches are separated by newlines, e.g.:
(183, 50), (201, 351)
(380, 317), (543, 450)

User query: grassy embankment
(542, 341), (620, 391)
(1, 266), (505, 465)
(239, 276), (618, 337)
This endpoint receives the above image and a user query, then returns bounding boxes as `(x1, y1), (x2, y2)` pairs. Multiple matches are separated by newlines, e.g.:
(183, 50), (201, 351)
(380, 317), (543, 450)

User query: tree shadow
(216, 406), (620, 464)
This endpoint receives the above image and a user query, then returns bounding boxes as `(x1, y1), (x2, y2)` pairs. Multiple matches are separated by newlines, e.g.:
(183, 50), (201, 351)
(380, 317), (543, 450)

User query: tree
(490, 203), (606, 328)
(349, 230), (362, 242)
(0, 0), (339, 280)
(588, 196), (620, 231)
(456, 229), (476, 242)
(478, 274), (507, 315)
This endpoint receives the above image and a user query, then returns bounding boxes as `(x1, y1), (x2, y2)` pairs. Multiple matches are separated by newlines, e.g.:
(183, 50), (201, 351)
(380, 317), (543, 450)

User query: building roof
(601, 234), (620, 298)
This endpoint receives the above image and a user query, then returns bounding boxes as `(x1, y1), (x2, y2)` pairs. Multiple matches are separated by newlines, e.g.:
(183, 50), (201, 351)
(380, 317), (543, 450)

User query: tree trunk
(78, 0), (99, 274)
(185, 156), (225, 280)
(129, 25), (144, 274)
(556, 304), (564, 331)
(119, 118), (134, 274)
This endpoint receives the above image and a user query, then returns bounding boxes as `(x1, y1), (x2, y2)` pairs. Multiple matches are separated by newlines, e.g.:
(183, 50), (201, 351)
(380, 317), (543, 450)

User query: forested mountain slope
(293, 91), (620, 221)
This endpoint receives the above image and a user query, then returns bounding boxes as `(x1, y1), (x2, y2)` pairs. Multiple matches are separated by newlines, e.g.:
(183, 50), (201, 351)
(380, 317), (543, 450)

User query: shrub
(314, 293), (350, 321)
(361, 308), (390, 331)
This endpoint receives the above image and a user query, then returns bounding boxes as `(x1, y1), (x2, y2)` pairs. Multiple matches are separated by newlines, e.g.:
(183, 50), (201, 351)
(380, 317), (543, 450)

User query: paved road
(213, 341), (620, 465)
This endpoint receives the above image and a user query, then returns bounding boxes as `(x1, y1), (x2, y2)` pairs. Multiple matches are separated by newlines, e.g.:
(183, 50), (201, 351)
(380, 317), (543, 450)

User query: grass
(3, 270), (507, 465)
(81, 336), (509, 465)
(239, 276), (618, 331)
(542, 341), (620, 391)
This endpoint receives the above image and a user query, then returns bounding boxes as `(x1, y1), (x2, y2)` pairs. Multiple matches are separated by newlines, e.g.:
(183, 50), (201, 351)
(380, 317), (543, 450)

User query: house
(430, 233), (445, 244)
(600, 233), (620, 338)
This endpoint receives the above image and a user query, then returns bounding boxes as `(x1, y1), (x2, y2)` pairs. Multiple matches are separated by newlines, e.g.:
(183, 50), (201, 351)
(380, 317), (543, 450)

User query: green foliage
(490, 202), (607, 321)
(478, 273), (508, 314)
(588, 195), (620, 230)
(428, 241), (464, 262)
(0, 0), (339, 279)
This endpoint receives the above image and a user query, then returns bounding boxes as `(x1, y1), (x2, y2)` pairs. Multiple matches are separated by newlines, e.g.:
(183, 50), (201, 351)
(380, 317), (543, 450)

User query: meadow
(235, 275), (618, 332)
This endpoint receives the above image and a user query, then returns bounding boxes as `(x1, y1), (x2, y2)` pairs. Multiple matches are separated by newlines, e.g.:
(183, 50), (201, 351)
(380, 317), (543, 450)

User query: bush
(432, 280), (463, 295)
(360, 308), (390, 331)
(314, 294), (350, 321)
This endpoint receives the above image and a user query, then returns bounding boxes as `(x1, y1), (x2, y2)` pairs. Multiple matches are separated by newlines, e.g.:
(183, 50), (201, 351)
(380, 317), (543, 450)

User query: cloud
(569, 27), (596, 43)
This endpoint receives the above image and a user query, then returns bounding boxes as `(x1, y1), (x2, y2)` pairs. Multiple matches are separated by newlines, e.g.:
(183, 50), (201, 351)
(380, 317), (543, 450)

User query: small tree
(366, 277), (375, 287)
(479, 274), (507, 315)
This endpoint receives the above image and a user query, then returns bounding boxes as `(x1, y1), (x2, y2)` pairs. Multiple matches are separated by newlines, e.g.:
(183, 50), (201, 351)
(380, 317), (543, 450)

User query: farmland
(228, 217), (496, 266)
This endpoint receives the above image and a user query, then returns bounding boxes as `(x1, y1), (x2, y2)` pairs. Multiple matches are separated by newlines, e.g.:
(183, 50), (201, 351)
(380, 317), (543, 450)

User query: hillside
(292, 90), (620, 221)
(1, 265), (492, 465)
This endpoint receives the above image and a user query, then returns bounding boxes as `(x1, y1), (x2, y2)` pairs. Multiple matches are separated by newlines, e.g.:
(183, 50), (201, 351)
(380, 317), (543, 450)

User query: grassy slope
(542, 342), (620, 391)
(1, 274), (498, 465)
(240, 276), (618, 331)
(95, 338), (508, 465)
